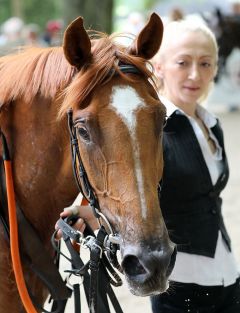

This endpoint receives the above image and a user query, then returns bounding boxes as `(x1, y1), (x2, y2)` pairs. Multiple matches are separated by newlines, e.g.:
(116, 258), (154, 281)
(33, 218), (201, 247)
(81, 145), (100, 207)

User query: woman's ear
(154, 62), (164, 80)
(213, 64), (218, 80)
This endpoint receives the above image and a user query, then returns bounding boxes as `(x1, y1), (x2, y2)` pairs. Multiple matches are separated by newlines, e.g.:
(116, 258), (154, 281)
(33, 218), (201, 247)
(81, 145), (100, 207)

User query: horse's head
(60, 13), (176, 296)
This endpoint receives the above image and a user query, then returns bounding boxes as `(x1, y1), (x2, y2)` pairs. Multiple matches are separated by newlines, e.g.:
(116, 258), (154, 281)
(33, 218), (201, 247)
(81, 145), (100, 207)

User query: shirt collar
(196, 105), (217, 128)
(159, 95), (217, 128)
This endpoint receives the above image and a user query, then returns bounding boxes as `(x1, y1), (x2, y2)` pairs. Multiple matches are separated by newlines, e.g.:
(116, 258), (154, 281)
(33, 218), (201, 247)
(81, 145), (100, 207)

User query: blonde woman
(151, 20), (240, 313)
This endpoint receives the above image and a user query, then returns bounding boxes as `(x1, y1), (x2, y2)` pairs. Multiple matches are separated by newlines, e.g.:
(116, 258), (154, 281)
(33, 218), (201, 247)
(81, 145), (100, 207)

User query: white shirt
(161, 96), (239, 286)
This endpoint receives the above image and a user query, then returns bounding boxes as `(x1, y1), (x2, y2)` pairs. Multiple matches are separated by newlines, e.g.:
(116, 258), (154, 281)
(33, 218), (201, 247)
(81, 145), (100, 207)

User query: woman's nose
(188, 65), (200, 80)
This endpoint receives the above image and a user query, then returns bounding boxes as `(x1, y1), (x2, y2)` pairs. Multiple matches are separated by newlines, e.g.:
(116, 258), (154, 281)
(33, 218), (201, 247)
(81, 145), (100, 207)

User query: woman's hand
(55, 205), (99, 239)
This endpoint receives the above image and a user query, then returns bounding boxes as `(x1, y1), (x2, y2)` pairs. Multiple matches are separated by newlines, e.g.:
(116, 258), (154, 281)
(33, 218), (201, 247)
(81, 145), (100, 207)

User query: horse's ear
(63, 17), (91, 69)
(128, 13), (163, 60)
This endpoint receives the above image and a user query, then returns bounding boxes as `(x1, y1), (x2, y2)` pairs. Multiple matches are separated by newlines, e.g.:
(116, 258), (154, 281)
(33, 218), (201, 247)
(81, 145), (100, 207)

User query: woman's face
(158, 30), (217, 108)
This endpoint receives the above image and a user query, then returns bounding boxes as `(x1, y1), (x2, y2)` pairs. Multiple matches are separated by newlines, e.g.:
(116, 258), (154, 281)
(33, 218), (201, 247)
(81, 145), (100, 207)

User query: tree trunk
(62, 0), (113, 33)
(11, 0), (23, 18)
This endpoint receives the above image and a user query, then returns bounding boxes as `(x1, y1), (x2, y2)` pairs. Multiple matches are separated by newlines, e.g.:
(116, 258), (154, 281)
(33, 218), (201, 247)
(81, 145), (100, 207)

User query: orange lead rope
(81, 197), (89, 206)
(1, 132), (38, 313)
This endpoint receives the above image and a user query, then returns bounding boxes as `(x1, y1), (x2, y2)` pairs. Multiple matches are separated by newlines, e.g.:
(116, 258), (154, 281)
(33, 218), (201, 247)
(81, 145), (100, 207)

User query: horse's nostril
(122, 255), (147, 277)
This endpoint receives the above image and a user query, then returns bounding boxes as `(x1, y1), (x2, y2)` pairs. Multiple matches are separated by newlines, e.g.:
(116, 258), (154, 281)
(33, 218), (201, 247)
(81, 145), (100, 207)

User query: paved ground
(51, 73), (240, 312)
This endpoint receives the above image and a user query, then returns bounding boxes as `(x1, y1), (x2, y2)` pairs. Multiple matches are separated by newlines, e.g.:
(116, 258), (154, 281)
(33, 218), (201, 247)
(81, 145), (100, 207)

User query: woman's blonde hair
(152, 19), (219, 101)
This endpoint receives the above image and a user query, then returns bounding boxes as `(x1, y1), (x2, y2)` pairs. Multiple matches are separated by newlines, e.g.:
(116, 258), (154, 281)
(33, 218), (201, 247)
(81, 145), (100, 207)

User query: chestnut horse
(0, 13), (175, 312)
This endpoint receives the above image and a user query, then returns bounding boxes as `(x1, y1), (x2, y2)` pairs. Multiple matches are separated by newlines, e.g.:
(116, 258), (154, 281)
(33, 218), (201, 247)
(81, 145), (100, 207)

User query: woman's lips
(183, 86), (200, 92)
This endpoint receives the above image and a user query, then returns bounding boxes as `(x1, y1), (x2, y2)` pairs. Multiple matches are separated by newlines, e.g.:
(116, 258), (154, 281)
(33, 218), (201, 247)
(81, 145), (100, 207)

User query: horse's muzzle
(121, 240), (176, 296)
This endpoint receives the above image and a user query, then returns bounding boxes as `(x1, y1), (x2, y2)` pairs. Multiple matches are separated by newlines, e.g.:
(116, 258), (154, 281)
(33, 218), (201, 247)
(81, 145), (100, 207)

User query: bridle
(53, 64), (147, 313)
(67, 108), (100, 218)
(68, 64), (144, 220)
(66, 64), (145, 237)
(67, 109), (118, 235)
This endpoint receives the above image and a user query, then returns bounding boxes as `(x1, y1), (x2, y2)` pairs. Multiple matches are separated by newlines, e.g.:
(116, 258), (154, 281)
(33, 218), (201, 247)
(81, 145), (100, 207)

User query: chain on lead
(80, 235), (104, 258)
(71, 206), (121, 258)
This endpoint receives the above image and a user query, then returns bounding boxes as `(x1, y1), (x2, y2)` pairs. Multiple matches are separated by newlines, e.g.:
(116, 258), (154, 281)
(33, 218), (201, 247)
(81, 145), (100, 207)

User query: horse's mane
(0, 46), (75, 106)
(0, 32), (156, 116)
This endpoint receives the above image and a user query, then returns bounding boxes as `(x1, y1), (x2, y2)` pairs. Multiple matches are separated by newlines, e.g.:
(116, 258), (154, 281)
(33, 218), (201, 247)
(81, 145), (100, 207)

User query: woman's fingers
(55, 204), (99, 241)
(61, 205), (80, 217)
(61, 205), (99, 231)
(55, 217), (86, 240)
(73, 218), (86, 233)
(76, 205), (99, 230)
(55, 228), (63, 240)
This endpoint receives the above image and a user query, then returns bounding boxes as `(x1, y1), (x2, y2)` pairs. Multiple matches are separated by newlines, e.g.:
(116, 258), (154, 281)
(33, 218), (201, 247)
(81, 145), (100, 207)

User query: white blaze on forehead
(110, 86), (147, 219)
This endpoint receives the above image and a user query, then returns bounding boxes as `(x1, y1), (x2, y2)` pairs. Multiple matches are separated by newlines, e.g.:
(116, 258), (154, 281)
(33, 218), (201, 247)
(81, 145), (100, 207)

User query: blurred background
(1, 1), (239, 311)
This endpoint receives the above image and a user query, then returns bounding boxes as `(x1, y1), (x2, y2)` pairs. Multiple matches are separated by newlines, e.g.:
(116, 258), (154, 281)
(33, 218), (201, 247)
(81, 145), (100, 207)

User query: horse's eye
(77, 127), (90, 141)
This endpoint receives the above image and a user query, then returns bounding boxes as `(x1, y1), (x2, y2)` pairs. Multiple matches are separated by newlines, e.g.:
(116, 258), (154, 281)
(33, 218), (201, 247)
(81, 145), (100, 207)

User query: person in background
(42, 19), (63, 47)
(150, 19), (240, 313)
(22, 23), (46, 47)
(0, 17), (24, 56)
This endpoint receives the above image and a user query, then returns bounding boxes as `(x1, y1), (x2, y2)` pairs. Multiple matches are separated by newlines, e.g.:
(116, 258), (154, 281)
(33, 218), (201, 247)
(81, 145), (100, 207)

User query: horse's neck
(1, 97), (78, 243)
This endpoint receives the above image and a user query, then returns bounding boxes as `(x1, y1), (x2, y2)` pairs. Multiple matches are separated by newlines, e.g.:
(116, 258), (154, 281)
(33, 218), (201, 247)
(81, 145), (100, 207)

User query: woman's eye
(77, 127), (90, 141)
(177, 61), (186, 66)
(201, 62), (211, 68)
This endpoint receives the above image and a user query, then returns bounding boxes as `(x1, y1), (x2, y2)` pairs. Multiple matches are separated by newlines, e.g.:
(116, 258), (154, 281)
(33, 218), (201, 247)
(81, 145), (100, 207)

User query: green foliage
(62, 0), (113, 33)
(0, 0), (61, 30)
(0, 0), (11, 25)
(23, 0), (61, 29)
(144, 0), (158, 9)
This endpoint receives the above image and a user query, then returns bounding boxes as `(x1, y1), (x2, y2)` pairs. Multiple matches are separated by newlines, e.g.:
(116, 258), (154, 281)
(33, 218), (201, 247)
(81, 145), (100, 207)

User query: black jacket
(160, 112), (231, 258)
